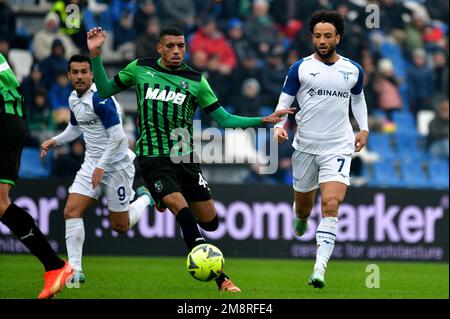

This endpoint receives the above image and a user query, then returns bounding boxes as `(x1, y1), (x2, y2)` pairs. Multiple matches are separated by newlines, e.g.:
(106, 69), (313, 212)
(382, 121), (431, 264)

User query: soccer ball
(186, 244), (224, 282)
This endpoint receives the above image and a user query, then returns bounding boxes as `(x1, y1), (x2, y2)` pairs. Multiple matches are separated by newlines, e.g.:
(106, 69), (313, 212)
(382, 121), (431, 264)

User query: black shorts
(138, 156), (212, 208)
(0, 113), (26, 186)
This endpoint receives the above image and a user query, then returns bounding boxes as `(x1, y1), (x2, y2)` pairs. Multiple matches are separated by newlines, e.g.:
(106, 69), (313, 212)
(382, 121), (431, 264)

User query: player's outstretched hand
(274, 127), (289, 143)
(40, 138), (57, 159)
(87, 27), (106, 55)
(262, 108), (296, 125)
(354, 130), (369, 152)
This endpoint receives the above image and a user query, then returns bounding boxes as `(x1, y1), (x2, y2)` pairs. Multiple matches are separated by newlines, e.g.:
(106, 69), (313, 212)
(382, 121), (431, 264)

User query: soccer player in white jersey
(40, 54), (154, 283)
(273, 10), (369, 288)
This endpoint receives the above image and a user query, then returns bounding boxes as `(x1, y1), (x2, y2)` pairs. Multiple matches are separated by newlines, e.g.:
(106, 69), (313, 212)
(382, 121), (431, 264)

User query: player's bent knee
(198, 215), (218, 231)
(322, 197), (341, 215)
(111, 222), (129, 233)
(64, 206), (82, 220)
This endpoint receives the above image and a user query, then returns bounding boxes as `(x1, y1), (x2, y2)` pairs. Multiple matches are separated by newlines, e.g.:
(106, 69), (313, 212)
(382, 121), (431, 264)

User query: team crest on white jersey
(339, 70), (353, 81)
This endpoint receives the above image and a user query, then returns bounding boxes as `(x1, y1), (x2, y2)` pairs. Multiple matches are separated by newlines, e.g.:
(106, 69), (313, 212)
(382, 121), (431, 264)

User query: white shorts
(291, 151), (351, 193)
(69, 162), (136, 212)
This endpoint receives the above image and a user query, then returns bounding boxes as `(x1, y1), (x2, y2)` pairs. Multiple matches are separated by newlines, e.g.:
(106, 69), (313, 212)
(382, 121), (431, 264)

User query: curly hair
(308, 10), (345, 36)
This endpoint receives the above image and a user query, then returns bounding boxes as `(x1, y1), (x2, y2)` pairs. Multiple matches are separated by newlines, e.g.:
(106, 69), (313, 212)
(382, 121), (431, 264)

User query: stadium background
(0, 0), (448, 299)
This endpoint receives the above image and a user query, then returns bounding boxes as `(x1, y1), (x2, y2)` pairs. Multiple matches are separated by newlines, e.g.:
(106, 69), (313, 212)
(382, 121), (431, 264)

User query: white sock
(314, 217), (338, 274)
(129, 195), (150, 228)
(65, 218), (85, 271)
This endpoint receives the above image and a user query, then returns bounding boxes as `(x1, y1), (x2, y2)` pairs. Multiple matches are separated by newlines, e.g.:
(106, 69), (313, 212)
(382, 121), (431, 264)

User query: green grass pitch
(0, 254), (448, 299)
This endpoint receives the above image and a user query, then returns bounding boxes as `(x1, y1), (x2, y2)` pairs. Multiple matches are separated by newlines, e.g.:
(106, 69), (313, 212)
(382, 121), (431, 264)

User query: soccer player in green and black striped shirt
(0, 53), (73, 298)
(87, 27), (293, 292)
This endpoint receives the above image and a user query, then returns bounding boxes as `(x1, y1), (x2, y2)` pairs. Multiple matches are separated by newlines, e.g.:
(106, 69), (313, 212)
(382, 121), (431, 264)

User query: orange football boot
(219, 279), (241, 292)
(38, 260), (74, 299)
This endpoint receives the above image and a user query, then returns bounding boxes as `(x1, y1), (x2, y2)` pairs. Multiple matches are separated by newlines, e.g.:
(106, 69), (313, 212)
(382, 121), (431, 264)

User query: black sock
(215, 272), (229, 288)
(0, 203), (65, 271)
(198, 215), (218, 231)
(176, 207), (206, 250)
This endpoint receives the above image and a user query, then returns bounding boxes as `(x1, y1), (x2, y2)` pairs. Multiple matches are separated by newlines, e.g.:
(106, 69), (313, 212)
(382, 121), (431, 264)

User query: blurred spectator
(0, 36), (10, 60)
(135, 17), (160, 58)
(189, 50), (208, 73)
(361, 51), (378, 115)
(226, 18), (257, 62)
(244, 0), (282, 58)
(259, 46), (288, 106)
(25, 90), (55, 147)
(425, 0), (449, 24)
(335, 2), (368, 61)
(111, 0), (138, 25)
(374, 58), (403, 120)
(379, 0), (412, 43)
(113, 9), (137, 61)
(432, 50), (449, 100)
(83, 0), (112, 31)
(134, 0), (159, 34)
(52, 138), (85, 178)
(0, 0), (15, 44)
(189, 18), (237, 75)
(51, 0), (88, 52)
(158, 0), (196, 33)
(21, 63), (47, 112)
(422, 22), (447, 52)
(233, 78), (263, 117)
(404, 9), (428, 53)
(229, 52), (261, 101)
(291, 23), (314, 58)
(31, 11), (79, 61)
(49, 72), (72, 130)
(428, 99), (449, 158)
(407, 48), (434, 117)
(39, 39), (69, 90)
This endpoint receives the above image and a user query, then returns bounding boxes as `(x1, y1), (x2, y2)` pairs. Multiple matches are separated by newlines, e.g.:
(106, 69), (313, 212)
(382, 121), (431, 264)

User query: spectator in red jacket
(189, 17), (237, 75)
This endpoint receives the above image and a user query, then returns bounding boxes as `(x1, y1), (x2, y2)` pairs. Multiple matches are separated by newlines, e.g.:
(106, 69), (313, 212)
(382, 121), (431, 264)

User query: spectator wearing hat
(259, 45), (288, 106)
(233, 78), (264, 117)
(374, 58), (403, 120)
(227, 18), (257, 63)
(39, 39), (69, 91)
(407, 48), (434, 117)
(21, 63), (47, 112)
(32, 11), (79, 61)
(25, 90), (55, 147)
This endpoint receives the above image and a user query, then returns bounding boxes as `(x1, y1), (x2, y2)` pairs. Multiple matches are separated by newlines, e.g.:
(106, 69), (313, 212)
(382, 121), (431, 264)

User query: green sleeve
(91, 56), (136, 98)
(197, 75), (219, 108)
(198, 75), (263, 128)
(208, 106), (263, 128)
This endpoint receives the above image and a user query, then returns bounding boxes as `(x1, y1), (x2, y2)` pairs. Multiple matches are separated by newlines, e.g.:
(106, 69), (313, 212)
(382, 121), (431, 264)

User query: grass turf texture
(0, 254), (448, 299)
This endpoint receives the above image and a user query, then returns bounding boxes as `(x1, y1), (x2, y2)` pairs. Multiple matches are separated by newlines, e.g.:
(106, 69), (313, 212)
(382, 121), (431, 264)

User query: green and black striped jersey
(114, 58), (220, 157)
(0, 53), (25, 118)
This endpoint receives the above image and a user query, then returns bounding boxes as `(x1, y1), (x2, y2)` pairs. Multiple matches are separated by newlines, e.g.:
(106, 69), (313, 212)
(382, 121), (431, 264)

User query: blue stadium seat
(400, 159), (430, 188)
(428, 159), (449, 189)
(392, 110), (417, 135)
(369, 161), (404, 187)
(395, 133), (424, 160)
(19, 147), (52, 179)
(368, 133), (395, 160)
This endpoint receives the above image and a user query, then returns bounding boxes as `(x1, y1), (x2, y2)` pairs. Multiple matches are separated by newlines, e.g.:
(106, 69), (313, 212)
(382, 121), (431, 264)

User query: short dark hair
(159, 27), (184, 42)
(309, 10), (345, 37)
(68, 54), (92, 72)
